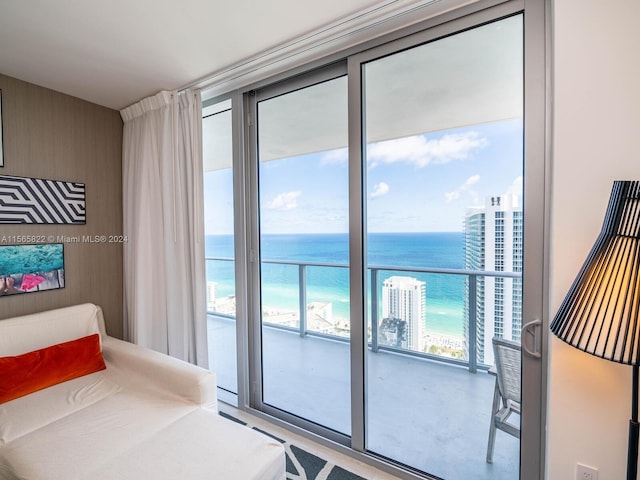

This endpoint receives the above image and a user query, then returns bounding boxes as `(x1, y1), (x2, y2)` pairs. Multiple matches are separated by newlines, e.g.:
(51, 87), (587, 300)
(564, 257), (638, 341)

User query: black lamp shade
(551, 181), (640, 365)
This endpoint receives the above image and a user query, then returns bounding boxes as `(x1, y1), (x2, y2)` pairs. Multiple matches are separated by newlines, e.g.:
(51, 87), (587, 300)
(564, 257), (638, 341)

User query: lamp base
(628, 420), (639, 480)
(629, 365), (640, 480)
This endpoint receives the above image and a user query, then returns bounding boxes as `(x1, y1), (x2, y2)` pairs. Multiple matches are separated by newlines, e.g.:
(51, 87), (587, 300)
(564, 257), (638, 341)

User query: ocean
(205, 232), (466, 338)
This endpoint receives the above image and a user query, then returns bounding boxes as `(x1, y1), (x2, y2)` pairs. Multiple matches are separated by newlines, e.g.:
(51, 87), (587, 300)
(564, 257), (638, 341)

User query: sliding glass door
(252, 70), (352, 435)
(359, 15), (523, 478)
(202, 99), (238, 400)
(242, 2), (547, 479)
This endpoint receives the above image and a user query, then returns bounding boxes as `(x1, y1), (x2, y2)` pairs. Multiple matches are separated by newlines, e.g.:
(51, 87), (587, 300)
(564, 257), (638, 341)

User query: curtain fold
(121, 90), (207, 368)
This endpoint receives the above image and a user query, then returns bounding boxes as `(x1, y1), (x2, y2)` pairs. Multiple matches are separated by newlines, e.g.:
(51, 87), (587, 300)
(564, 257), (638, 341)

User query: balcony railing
(205, 256), (521, 373)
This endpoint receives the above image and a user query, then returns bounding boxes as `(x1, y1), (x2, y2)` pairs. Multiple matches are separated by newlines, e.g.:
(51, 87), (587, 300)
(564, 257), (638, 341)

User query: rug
(219, 411), (367, 480)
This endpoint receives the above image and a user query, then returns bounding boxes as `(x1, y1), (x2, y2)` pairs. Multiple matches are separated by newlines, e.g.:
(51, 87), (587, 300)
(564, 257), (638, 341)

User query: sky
(203, 118), (523, 235)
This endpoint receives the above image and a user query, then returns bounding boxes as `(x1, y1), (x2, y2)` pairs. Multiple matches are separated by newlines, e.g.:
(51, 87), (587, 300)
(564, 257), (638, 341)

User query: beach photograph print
(0, 243), (65, 296)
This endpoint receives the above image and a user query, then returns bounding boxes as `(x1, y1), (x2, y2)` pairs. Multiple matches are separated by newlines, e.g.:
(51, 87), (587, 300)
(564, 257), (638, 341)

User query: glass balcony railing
(205, 256), (522, 372)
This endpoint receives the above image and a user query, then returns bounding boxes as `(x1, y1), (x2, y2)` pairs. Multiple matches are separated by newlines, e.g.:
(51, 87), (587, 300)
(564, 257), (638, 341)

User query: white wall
(549, 0), (640, 478)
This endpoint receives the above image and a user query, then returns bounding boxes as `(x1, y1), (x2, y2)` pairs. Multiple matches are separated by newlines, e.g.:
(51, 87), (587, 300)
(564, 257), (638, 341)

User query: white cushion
(0, 303), (102, 356)
(102, 336), (218, 409)
(0, 303), (286, 480)
(0, 405), (285, 480)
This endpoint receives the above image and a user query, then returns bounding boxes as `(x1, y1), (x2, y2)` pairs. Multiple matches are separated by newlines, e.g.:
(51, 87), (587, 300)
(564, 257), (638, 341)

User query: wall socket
(576, 463), (599, 480)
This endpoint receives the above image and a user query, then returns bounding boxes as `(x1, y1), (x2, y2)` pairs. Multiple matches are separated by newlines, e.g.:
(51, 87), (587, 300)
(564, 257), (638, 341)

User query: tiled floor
(218, 403), (403, 480)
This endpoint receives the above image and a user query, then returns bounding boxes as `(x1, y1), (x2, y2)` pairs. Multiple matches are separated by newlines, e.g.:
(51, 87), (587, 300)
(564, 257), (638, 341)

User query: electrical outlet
(576, 463), (598, 480)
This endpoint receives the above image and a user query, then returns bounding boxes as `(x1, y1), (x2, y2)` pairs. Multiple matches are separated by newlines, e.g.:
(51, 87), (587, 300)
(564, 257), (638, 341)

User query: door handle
(522, 319), (542, 359)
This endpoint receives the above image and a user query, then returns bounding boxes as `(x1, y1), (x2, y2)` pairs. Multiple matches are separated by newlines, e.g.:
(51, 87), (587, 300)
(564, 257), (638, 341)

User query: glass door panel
(362, 15), (523, 479)
(257, 75), (351, 434)
(203, 99), (237, 397)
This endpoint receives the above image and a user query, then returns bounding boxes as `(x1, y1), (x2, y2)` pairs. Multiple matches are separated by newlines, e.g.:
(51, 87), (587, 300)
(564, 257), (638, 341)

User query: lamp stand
(628, 365), (639, 480)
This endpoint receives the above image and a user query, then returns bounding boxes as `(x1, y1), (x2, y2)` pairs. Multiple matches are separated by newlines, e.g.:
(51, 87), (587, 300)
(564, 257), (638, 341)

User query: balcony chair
(486, 336), (521, 464)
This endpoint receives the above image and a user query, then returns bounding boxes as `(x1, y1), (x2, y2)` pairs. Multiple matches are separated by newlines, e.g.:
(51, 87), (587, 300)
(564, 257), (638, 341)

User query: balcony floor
(208, 315), (519, 480)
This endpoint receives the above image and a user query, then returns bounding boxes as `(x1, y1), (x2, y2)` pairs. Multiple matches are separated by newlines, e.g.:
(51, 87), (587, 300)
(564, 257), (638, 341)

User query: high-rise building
(463, 194), (523, 365)
(378, 316), (407, 349)
(382, 276), (426, 352)
(206, 281), (217, 312)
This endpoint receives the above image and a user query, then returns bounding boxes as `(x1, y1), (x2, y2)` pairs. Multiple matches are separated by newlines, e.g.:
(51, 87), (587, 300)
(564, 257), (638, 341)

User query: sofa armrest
(101, 337), (217, 410)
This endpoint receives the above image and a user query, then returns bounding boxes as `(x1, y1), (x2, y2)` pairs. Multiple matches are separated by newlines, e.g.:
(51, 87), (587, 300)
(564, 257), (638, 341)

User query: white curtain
(120, 90), (208, 367)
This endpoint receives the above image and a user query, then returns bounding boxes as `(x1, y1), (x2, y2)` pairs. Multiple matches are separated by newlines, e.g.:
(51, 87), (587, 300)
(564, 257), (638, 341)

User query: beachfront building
(307, 302), (337, 335)
(379, 316), (408, 349)
(382, 276), (426, 352)
(206, 281), (217, 312)
(463, 194), (523, 365)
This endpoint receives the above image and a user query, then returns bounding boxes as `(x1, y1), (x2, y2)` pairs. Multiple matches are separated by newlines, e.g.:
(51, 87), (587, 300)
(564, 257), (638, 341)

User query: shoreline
(210, 295), (466, 351)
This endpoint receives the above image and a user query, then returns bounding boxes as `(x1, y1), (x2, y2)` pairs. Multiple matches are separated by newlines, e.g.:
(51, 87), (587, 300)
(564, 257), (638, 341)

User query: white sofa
(0, 303), (285, 480)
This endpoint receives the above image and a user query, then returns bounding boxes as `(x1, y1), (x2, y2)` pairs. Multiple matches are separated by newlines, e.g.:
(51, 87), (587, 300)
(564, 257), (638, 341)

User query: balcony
(208, 325), (520, 480)
(206, 258), (521, 480)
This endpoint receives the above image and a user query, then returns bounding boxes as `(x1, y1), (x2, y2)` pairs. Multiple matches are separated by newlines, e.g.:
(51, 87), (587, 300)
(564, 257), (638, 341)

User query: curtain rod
(177, 0), (476, 97)
(177, 0), (407, 93)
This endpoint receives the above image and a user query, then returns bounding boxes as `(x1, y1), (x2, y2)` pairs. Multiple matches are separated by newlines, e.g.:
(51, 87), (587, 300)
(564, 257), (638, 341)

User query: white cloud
(505, 175), (523, 197)
(444, 175), (481, 203)
(371, 182), (390, 198)
(466, 174), (481, 186)
(320, 147), (348, 165)
(266, 191), (302, 210)
(444, 191), (460, 202)
(367, 132), (488, 168)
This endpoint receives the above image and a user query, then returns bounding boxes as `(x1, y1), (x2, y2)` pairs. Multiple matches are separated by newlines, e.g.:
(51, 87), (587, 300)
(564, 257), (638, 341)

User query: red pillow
(0, 333), (106, 404)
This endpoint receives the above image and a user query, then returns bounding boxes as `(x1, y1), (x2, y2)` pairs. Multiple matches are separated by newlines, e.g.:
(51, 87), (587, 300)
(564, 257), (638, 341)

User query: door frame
(236, 1), (550, 478)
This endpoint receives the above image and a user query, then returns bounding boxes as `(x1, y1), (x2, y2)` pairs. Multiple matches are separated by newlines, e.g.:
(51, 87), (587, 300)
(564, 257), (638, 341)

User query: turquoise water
(205, 232), (466, 337)
(0, 244), (64, 275)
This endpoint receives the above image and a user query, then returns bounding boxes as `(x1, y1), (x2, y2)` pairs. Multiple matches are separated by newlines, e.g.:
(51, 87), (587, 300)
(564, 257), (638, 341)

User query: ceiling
(204, 14), (523, 170)
(0, 0), (388, 111)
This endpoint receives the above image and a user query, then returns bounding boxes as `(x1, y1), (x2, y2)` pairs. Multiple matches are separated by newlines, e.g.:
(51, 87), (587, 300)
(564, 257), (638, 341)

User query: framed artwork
(0, 89), (3, 167)
(0, 243), (65, 297)
(0, 174), (86, 224)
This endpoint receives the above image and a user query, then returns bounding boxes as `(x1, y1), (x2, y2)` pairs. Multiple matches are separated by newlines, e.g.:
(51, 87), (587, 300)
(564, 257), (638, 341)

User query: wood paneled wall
(0, 74), (124, 338)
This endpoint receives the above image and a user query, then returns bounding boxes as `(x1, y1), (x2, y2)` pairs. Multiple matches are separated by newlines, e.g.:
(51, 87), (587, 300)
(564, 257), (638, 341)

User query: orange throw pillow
(0, 333), (106, 404)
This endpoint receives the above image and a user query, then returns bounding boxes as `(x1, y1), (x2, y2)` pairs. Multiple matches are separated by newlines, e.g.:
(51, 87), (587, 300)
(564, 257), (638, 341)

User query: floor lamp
(551, 180), (640, 480)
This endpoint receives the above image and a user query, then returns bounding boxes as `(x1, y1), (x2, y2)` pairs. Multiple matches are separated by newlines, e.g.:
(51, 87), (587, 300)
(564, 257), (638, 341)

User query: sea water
(205, 232), (466, 338)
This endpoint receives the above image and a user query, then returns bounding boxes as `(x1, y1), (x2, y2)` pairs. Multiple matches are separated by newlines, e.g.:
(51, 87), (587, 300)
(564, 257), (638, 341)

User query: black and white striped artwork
(0, 89), (4, 168)
(0, 175), (86, 224)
